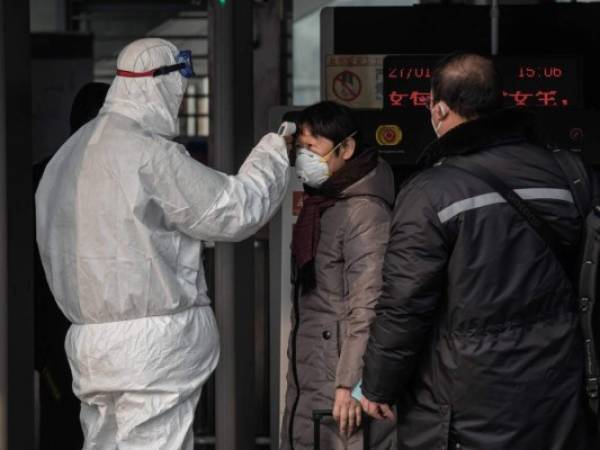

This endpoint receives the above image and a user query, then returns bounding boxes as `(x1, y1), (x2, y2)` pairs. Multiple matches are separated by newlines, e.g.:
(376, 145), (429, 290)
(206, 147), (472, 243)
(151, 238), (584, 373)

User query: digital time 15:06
(517, 66), (565, 79)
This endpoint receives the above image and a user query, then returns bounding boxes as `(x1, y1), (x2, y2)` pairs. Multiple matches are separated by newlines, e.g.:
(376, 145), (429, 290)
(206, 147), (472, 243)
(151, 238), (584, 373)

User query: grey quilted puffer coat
(281, 159), (396, 450)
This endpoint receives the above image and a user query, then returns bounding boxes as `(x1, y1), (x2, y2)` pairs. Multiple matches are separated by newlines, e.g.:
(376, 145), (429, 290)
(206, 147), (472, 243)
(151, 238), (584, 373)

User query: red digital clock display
(518, 66), (564, 79)
(383, 55), (581, 110)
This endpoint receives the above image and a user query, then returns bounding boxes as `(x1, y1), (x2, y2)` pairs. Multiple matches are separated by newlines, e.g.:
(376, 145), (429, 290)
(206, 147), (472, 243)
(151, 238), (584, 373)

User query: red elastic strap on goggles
(116, 69), (156, 78)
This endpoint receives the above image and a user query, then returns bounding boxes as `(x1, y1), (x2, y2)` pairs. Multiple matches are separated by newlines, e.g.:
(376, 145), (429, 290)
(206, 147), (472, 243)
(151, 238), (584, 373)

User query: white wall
(30, 0), (65, 32)
(292, 0), (418, 105)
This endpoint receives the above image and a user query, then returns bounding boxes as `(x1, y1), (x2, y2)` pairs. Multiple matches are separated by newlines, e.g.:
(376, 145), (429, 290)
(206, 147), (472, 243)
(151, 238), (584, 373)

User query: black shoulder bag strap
(576, 210), (600, 418)
(552, 149), (590, 216)
(446, 154), (599, 417)
(553, 149), (600, 418)
(445, 157), (571, 276)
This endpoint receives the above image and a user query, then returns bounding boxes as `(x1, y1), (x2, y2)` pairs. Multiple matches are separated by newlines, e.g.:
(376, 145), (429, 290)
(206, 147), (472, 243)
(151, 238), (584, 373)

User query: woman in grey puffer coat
(280, 101), (396, 450)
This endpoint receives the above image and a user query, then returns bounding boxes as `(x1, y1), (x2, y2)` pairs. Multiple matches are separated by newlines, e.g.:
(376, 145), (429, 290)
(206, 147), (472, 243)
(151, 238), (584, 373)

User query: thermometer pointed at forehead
(277, 121), (297, 137)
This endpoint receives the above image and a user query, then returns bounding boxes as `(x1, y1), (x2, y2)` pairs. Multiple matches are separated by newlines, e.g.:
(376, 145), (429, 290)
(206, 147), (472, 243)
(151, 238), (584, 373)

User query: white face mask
(431, 117), (443, 138)
(430, 102), (447, 138)
(295, 147), (331, 188)
(294, 131), (357, 188)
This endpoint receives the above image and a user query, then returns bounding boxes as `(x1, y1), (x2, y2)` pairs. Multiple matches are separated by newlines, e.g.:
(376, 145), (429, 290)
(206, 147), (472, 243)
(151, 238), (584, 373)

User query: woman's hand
(333, 387), (362, 437)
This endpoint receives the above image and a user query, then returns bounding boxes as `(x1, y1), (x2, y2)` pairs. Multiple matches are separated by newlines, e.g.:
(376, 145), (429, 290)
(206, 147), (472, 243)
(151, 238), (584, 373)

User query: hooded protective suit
(35, 38), (290, 449)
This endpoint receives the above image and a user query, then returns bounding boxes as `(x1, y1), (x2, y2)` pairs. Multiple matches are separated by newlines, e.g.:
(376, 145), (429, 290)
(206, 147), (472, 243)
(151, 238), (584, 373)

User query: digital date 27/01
(387, 67), (432, 80)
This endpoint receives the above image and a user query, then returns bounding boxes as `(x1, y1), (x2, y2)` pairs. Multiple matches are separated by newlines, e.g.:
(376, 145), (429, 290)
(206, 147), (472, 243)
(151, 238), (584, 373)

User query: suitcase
(312, 409), (370, 450)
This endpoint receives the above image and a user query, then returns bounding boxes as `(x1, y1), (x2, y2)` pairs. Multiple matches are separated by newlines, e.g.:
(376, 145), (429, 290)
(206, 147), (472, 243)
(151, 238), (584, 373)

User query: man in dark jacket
(360, 53), (598, 449)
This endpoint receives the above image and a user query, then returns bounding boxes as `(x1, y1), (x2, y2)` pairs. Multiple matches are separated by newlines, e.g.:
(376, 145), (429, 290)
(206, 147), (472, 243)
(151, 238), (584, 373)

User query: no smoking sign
(332, 70), (362, 102)
(325, 54), (383, 108)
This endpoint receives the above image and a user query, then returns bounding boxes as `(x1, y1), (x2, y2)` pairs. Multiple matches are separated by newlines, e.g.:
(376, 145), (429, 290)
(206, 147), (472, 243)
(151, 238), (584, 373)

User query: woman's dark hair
(297, 101), (364, 157)
(431, 53), (503, 119)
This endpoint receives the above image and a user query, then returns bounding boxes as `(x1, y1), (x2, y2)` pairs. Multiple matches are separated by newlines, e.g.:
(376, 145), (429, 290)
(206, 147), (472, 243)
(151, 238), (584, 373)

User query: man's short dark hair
(431, 53), (503, 119)
(297, 101), (363, 157)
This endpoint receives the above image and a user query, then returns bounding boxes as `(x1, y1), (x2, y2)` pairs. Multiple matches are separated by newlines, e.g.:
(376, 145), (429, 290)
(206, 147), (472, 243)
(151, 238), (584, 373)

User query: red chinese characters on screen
(410, 91), (430, 107)
(388, 90), (431, 107)
(388, 90), (570, 108)
(388, 91), (409, 106)
(535, 90), (559, 107)
(504, 90), (534, 107)
(502, 90), (568, 107)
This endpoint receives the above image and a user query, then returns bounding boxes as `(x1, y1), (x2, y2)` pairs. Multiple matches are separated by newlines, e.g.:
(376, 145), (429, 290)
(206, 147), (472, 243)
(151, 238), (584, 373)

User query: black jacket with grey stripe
(362, 108), (598, 450)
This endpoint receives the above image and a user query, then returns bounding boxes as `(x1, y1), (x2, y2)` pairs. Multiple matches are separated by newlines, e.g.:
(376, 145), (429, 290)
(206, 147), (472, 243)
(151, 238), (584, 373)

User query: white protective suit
(35, 38), (290, 449)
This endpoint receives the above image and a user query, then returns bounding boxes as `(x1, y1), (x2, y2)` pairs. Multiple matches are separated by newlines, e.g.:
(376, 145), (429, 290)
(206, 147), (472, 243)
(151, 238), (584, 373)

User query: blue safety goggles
(116, 50), (195, 79)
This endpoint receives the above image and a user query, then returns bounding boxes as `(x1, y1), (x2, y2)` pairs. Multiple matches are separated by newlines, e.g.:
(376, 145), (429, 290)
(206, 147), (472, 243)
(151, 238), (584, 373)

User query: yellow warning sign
(375, 125), (403, 146)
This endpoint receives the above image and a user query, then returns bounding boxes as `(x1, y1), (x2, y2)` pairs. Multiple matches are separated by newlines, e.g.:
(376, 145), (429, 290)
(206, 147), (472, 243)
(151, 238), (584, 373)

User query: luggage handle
(312, 409), (370, 450)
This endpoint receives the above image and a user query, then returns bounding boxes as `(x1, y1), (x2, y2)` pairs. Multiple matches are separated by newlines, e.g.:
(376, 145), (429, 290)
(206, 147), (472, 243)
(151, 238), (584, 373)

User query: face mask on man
(295, 131), (357, 188)
(430, 102), (447, 138)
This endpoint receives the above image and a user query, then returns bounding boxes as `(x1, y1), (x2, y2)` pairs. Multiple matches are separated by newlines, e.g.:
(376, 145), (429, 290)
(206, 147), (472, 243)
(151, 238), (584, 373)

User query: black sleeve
(361, 180), (450, 404)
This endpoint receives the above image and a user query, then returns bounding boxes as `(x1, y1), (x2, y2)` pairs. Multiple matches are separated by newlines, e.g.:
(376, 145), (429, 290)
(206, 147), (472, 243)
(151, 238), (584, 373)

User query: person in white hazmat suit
(35, 38), (290, 449)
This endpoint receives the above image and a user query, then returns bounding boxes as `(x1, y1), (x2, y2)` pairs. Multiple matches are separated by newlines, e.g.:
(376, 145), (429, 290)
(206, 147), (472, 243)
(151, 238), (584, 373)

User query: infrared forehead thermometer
(277, 121), (297, 137)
